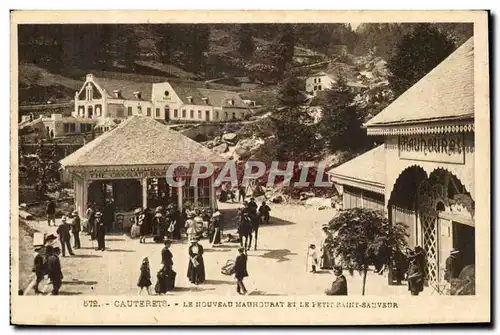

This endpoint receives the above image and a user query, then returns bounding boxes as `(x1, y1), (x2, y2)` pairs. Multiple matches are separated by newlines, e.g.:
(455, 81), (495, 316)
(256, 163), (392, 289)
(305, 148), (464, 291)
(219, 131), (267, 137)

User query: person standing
(46, 200), (56, 227)
(173, 206), (183, 240)
(86, 203), (95, 237)
(235, 247), (248, 295)
(32, 246), (46, 294)
(407, 250), (425, 296)
(47, 246), (63, 295)
(71, 210), (81, 249)
(187, 238), (205, 285)
(210, 211), (223, 247)
(238, 185), (246, 202)
(445, 249), (463, 283)
(320, 226), (334, 269)
(247, 197), (258, 215)
(95, 212), (106, 251)
(185, 213), (197, 242)
(325, 266), (348, 295)
(56, 216), (74, 257)
(258, 201), (271, 225)
(137, 257), (152, 295)
(161, 240), (174, 271)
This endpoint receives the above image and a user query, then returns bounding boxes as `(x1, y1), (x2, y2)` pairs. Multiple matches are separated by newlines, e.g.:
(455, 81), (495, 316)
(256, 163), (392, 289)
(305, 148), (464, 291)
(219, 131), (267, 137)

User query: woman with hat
(406, 248), (425, 296)
(185, 213), (197, 242)
(152, 207), (165, 243)
(187, 237), (206, 285)
(210, 211), (223, 247)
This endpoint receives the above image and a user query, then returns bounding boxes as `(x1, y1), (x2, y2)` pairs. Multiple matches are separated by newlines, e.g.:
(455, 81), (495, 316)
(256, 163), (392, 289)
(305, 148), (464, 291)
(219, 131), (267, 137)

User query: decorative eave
(329, 174), (385, 195)
(366, 118), (474, 136)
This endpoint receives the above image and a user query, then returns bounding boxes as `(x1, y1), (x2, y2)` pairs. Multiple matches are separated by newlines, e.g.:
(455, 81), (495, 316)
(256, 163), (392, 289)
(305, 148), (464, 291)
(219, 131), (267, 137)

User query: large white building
(74, 74), (251, 123)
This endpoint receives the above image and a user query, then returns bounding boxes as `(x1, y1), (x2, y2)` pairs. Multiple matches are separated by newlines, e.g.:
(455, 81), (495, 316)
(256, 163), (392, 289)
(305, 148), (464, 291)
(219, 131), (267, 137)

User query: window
(63, 123), (69, 133)
(190, 110), (194, 119)
(314, 78), (317, 83)
(197, 178), (211, 207)
(164, 90), (169, 96)
(232, 112), (236, 120)
(155, 108), (160, 117)
(69, 123), (76, 133)
(174, 109), (178, 117)
(318, 85), (322, 90)
(182, 109), (186, 118)
(198, 110), (202, 119)
(127, 106), (132, 116)
(146, 107), (151, 116)
(318, 78), (321, 83)
(224, 112), (228, 120)
(182, 177), (196, 206)
(215, 111), (220, 119)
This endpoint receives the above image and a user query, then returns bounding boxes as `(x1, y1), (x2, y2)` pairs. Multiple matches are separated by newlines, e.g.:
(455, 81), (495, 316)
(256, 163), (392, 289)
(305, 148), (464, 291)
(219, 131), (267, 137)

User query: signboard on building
(398, 134), (470, 164)
(87, 166), (193, 180)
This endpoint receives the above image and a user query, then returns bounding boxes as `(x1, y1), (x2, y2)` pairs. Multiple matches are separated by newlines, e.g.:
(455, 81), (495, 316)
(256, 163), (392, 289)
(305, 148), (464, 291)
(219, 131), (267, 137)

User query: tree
(328, 208), (409, 295)
(387, 23), (456, 97)
(269, 24), (296, 77)
(319, 77), (367, 152)
(237, 24), (255, 60)
(277, 74), (306, 107)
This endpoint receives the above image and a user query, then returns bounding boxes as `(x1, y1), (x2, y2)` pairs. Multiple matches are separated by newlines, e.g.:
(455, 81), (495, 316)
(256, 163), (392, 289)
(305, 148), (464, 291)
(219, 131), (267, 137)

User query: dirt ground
(19, 201), (431, 297)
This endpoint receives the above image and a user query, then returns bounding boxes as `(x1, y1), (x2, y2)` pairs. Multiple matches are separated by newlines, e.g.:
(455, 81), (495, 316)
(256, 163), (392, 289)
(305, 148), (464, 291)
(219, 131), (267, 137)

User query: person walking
(32, 246), (46, 294)
(258, 201), (271, 225)
(187, 237), (206, 285)
(56, 216), (74, 257)
(235, 247), (249, 295)
(47, 246), (63, 295)
(185, 213), (197, 242)
(71, 210), (81, 249)
(95, 212), (106, 251)
(46, 200), (56, 227)
(325, 266), (348, 295)
(137, 257), (152, 295)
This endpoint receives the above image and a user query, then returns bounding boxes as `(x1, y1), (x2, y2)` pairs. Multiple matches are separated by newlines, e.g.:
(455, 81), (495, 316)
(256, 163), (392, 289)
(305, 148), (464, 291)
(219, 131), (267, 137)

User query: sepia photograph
(10, 10), (490, 325)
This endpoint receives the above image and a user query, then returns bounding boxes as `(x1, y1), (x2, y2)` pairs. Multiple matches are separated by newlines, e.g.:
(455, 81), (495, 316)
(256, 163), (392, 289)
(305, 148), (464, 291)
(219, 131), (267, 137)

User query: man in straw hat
(325, 265), (348, 296)
(71, 210), (81, 249)
(56, 216), (74, 257)
(444, 249), (462, 283)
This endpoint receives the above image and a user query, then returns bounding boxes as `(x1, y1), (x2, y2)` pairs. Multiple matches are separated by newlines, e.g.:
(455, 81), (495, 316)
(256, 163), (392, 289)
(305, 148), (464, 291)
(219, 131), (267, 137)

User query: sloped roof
(328, 145), (385, 194)
(169, 82), (248, 108)
(94, 77), (157, 101)
(59, 116), (225, 167)
(365, 37), (474, 127)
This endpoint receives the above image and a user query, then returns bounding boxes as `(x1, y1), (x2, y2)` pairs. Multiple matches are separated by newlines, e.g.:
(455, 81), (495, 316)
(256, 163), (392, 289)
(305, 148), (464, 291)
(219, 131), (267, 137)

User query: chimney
(113, 90), (122, 98)
(202, 97), (209, 104)
(133, 91), (142, 100)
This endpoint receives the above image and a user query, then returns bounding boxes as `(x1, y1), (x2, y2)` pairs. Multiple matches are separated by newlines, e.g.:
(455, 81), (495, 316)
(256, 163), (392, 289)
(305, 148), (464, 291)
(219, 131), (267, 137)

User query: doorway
(453, 222), (475, 267)
(205, 110), (210, 121)
(164, 107), (170, 122)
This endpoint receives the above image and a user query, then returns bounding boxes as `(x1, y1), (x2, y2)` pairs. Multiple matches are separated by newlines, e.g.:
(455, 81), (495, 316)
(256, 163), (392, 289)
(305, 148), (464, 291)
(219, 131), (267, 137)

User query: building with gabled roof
(73, 74), (250, 124)
(60, 115), (226, 230)
(328, 37), (477, 291)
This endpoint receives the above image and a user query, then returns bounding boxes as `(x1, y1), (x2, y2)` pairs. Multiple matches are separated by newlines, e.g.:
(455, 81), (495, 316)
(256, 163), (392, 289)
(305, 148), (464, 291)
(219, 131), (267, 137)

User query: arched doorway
(417, 169), (474, 285)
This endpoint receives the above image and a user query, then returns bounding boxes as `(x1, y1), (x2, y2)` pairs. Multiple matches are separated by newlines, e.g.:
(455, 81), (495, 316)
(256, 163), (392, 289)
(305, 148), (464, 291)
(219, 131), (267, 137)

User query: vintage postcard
(10, 10), (490, 325)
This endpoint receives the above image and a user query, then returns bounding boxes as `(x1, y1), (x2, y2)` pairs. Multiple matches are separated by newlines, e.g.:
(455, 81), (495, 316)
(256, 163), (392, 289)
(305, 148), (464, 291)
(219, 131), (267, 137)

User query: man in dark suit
(235, 247), (249, 295)
(325, 265), (348, 296)
(95, 212), (106, 251)
(32, 246), (46, 294)
(47, 246), (63, 295)
(57, 216), (74, 257)
(161, 240), (173, 271)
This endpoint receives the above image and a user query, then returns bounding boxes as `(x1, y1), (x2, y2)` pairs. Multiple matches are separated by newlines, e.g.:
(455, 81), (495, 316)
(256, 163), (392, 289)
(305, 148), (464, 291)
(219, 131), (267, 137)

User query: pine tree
(387, 23), (456, 97)
(237, 24), (255, 60)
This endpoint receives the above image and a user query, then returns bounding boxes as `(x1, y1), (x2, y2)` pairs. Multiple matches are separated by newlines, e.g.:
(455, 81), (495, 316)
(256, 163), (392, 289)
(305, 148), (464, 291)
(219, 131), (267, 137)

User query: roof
(169, 82), (248, 108)
(327, 145), (385, 194)
(93, 77), (157, 101)
(365, 37), (474, 128)
(59, 115), (226, 167)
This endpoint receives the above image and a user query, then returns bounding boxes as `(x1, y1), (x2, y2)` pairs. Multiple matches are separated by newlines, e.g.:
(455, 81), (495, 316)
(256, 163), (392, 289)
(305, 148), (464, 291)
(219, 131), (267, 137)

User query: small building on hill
(73, 74), (250, 123)
(59, 115), (225, 231)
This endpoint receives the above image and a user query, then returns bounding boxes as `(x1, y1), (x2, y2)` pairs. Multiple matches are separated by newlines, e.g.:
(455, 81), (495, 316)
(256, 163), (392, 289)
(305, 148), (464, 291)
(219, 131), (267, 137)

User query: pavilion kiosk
(59, 115), (225, 231)
(329, 37), (475, 293)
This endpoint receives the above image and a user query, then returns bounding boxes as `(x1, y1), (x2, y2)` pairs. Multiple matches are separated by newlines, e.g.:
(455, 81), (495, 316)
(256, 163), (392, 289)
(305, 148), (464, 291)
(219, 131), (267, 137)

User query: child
(137, 257), (152, 295)
(307, 244), (319, 273)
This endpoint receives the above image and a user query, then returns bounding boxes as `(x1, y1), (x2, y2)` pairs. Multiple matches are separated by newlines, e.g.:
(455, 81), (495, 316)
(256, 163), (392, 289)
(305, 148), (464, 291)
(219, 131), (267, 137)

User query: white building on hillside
(74, 74), (250, 123)
(305, 72), (337, 96)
